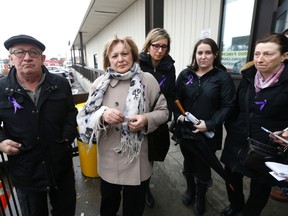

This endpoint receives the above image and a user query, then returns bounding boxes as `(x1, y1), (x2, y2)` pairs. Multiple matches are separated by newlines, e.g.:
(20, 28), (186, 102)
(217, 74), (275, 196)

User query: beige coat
(90, 71), (169, 185)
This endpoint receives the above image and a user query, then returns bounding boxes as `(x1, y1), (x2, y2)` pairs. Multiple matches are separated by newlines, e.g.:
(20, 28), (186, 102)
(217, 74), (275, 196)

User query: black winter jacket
(175, 67), (235, 150)
(221, 61), (288, 184)
(0, 66), (78, 191)
(139, 52), (176, 120)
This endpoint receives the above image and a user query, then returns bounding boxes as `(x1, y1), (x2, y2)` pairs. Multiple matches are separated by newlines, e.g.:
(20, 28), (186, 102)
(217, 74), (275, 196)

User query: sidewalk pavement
(73, 138), (288, 216)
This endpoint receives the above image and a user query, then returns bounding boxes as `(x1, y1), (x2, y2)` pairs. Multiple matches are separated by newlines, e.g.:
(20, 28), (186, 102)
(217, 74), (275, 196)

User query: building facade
(71, 0), (288, 78)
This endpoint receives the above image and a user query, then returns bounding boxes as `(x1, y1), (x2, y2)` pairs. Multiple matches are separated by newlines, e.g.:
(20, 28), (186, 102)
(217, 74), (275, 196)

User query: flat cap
(4, 34), (46, 51)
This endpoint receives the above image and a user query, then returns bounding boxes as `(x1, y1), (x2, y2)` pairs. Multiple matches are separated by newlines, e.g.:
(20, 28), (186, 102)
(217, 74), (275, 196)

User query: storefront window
(220, 0), (255, 74)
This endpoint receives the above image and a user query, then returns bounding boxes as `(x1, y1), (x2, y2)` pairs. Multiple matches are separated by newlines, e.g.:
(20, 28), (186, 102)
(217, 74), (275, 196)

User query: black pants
(100, 178), (149, 216)
(180, 138), (212, 183)
(224, 166), (271, 216)
(16, 170), (76, 216)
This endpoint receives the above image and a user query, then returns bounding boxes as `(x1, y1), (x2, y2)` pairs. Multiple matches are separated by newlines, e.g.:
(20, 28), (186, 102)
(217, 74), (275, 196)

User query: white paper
(265, 162), (288, 180)
(269, 171), (286, 181)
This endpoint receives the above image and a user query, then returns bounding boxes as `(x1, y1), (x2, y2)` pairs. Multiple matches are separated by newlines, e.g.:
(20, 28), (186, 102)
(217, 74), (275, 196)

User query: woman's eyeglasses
(151, 44), (168, 51)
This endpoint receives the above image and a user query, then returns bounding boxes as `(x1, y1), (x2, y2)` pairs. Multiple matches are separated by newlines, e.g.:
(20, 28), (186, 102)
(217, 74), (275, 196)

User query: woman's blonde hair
(141, 28), (171, 54)
(103, 35), (139, 70)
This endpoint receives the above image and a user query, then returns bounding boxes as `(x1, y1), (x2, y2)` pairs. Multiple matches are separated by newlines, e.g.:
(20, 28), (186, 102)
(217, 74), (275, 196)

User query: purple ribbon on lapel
(186, 75), (193, 85)
(255, 99), (267, 111)
(159, 75), (167, 87)
(8, 96), (24, 114)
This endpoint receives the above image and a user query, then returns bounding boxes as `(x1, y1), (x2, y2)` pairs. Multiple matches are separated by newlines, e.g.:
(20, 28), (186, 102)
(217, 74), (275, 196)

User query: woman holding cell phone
(221, 33), (288, 216)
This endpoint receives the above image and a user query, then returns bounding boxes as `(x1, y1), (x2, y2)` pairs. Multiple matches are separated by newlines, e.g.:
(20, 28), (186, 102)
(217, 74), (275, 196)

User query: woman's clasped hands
(102, 108), (147, 132)
(102, 108), (125, 125)
(128, 115), (148, 132)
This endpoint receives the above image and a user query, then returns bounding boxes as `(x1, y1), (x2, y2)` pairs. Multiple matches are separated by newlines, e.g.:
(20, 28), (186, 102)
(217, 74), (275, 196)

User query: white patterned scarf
(77, 62), (145, 162)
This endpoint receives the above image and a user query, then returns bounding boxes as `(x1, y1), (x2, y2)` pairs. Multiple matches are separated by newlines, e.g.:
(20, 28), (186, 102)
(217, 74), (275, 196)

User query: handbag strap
(245, 86), (251, 137)
(150, 92), (161, 112)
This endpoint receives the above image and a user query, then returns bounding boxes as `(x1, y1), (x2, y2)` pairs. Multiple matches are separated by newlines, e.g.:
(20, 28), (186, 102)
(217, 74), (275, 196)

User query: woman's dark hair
(282, 28), (288, 36)
(256, 33), (288, 55)
(188, 38), (221, 71)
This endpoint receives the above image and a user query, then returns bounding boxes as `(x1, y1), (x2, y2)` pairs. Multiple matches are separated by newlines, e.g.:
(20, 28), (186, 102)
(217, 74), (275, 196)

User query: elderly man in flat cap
(0, 34), (78, 216)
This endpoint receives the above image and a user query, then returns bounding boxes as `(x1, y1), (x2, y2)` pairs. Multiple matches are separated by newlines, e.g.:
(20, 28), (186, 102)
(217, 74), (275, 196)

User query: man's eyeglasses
(11, 49), (42, 58)
(151, 44), (168, 51)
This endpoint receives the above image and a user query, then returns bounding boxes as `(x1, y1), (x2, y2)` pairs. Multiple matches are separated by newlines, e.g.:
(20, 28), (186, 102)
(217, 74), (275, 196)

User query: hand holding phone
(261, 127), (288, 145)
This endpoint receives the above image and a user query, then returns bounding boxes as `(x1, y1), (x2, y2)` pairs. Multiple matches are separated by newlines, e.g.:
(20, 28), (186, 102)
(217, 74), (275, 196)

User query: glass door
(274, 0), (288, 33)
(219, 0), (256, 74)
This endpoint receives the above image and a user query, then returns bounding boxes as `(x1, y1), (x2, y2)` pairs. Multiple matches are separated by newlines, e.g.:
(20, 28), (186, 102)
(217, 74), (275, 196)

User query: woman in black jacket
(175, 38), (235, 215)
(139, 28), (176, 208)
(220, 33), (288, 216)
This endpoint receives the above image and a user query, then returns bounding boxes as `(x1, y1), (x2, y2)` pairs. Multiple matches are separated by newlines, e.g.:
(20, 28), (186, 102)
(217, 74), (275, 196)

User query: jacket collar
(139, 52), (175, 71)
(2, 65), (58, 96)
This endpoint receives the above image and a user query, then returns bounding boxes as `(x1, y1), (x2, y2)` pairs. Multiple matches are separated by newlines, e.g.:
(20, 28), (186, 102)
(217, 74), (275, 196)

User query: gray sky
(0, 0), (90, 60)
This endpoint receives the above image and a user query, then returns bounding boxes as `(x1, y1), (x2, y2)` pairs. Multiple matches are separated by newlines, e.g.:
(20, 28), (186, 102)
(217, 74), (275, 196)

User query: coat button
(115, 102), (119, 106)
(115, 127), (119, 131)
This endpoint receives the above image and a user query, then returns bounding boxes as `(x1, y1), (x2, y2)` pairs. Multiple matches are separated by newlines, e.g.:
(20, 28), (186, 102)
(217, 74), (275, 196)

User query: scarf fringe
(113, 133), (142, 163)
(86, 120), (108, 152)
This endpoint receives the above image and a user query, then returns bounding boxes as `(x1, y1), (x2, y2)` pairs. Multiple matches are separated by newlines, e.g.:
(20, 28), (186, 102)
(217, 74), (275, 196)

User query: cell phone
(261, 127), (288, 145)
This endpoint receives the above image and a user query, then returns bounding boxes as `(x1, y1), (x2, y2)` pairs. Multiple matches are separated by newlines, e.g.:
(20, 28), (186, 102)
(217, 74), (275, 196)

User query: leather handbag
(241, 88), (288, 173)
(169, 119), (181, 144)
(147, 92), (170, 161)
(243, 137), (288, 173)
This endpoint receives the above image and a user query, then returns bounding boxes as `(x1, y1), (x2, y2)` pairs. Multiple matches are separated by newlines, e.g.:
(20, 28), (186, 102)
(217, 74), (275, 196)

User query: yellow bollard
(75, 102), (98, 178)
(77, 138), (99, 178)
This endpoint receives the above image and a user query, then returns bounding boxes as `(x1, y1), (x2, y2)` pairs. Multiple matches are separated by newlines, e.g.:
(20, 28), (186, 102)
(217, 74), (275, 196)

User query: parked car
(0, 62), (10, 75)
(46, 65), (63, 72)
(46, 66), (74, 86)
(64, 61), (72, 68)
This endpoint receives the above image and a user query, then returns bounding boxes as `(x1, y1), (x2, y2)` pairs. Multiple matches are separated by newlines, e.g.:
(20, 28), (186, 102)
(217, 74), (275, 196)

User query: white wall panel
(164, 0), (222, 76)
(83, 0), (221, 76)
(85, 0), (145, 70)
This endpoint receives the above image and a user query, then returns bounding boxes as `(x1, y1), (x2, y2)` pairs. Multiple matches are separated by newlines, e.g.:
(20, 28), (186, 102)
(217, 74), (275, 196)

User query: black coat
(139, 52), (176, 120)
(175, 67), (235, 150)
(0, 66), (78, 191)
(221, 61), (288, 184)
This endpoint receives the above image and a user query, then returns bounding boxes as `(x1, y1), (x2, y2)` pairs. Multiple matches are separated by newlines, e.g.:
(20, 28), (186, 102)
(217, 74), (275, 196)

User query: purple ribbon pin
(8, 96), (24, 114)
(255, 99), (267, 111)
(159, 75), (167, 87)
(186, 75), (193, 85)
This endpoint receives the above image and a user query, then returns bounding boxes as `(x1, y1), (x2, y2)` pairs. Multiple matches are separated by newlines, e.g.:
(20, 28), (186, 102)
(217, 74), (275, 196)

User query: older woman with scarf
(221, 33), (288, 216)
(77, 36), (168, 216)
